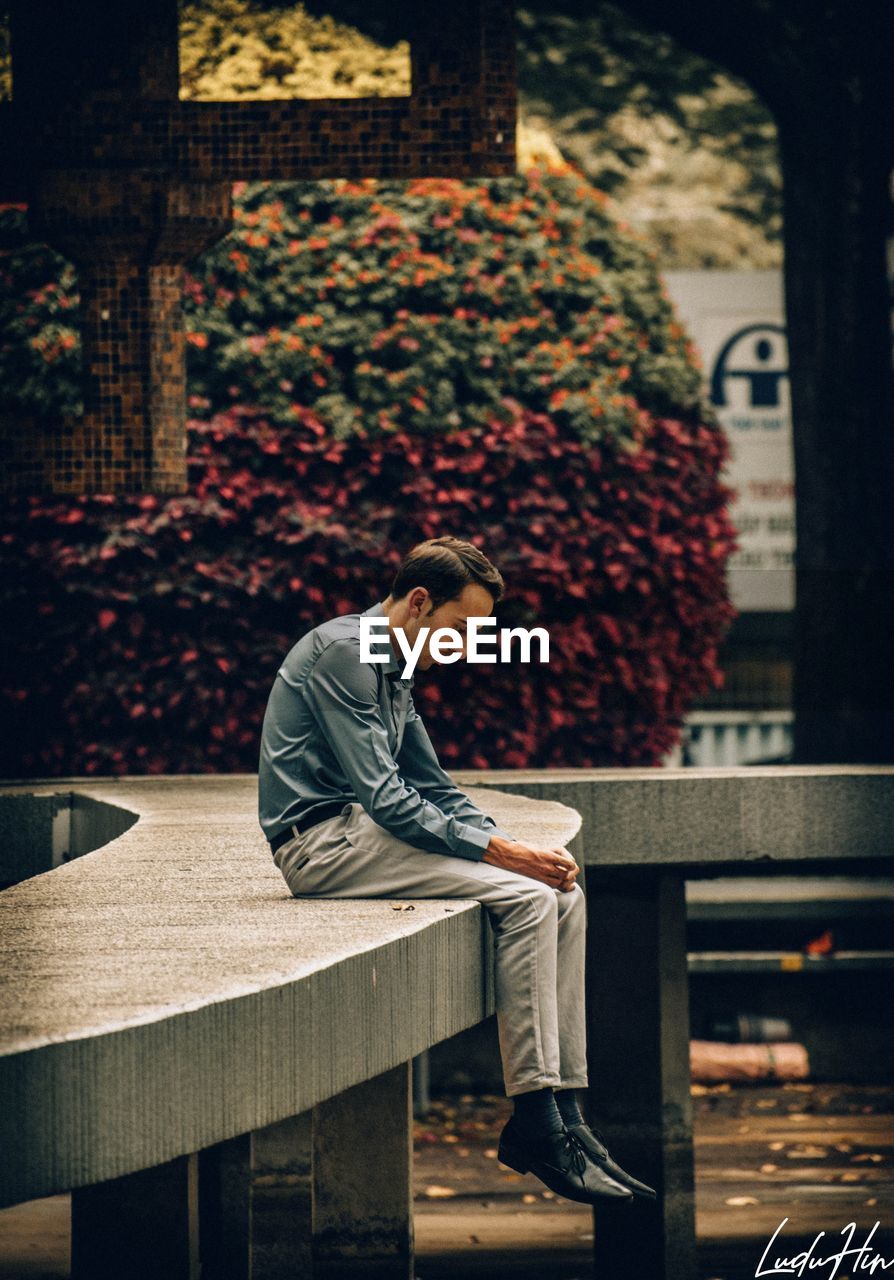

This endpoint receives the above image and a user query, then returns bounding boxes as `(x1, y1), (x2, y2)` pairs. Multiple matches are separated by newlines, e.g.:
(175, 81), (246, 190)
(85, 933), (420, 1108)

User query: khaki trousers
(273, 801), (589, 1097)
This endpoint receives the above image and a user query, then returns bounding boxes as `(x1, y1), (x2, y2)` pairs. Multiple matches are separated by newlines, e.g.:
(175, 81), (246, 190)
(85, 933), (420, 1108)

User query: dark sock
(555, 1087), (585, 1127)
(512, 1087), (564, 1140)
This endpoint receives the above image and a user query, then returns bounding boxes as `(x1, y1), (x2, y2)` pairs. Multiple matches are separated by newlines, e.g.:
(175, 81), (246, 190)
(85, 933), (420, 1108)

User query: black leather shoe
(565, 1121), (657, 1199)
(497, 1117), (633, 1205)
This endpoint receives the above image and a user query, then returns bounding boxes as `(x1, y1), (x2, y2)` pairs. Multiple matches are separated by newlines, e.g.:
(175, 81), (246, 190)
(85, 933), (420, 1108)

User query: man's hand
(483, 834), (580, 891)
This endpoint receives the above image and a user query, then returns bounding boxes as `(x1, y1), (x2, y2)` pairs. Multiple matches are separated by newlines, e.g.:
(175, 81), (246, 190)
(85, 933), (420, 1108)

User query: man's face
(403, 582), (495, 672)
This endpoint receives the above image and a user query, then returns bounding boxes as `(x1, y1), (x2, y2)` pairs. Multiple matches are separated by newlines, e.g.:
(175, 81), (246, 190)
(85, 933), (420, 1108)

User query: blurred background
(1, 2), (891, 1277)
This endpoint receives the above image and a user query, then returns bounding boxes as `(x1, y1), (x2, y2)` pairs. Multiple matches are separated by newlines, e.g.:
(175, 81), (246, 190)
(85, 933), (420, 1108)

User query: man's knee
(524, 880), (560, 923)
(557, 882), (585, 909)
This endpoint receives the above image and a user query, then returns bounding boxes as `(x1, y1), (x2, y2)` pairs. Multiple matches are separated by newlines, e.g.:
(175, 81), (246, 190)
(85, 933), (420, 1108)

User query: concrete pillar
(198, 1113), (314, 1280)
(312, 1062), (414, 1279)
(584, 868), (696, 1280)
(71, 1152), (200, 1280)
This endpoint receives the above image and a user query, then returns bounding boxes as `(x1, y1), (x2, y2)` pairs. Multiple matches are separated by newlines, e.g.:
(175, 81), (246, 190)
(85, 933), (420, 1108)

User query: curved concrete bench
(0, 775), (579, 1279)
(6, 765), (891, 1280)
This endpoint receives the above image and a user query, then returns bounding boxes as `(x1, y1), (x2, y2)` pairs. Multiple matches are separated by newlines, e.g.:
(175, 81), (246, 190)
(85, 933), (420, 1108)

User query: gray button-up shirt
(258, 600), (515, 861)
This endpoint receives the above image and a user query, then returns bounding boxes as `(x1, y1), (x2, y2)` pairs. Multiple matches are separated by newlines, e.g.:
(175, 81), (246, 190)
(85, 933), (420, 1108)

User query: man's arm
(303, 639), (492, 861)
(395, 694), (583, 891)
(396, 691), (517, 843)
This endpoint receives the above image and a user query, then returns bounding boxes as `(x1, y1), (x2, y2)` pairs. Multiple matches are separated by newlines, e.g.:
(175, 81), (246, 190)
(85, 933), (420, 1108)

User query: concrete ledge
(686, 874), (894, 919)
(0, 790), (138, 884)
(0, 776), (579, 1208)
(455, 765), (894, 873)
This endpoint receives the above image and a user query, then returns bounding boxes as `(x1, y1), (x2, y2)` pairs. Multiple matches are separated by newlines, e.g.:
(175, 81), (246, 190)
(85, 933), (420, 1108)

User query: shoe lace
(560, 1130), (589, 1177)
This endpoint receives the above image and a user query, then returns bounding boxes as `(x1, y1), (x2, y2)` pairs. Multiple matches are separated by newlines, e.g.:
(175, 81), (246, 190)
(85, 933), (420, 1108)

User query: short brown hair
(389, 536), (504, 611)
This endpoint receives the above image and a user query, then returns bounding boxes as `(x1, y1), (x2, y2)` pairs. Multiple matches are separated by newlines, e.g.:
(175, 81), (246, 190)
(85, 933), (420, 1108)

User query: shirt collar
(360, 600), (412, 684)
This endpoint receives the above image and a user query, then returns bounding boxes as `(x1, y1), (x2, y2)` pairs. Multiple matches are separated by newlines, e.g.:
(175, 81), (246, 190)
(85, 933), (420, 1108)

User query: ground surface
(1, 1082), (891, 1279)
(412, 1082), (894, 1279)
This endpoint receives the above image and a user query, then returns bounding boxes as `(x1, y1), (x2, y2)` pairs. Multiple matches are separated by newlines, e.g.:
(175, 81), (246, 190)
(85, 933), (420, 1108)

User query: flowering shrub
(182, 171), (707, 445)
(1, 169), (705, 440)
(0, 402), (737, 776)
(0, 202), (80, 417)
(0, 166), (738, 777)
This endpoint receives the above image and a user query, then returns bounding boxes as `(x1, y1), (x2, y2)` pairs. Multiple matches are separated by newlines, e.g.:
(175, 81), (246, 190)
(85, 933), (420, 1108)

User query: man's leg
(551, 884), (590, 1132)
(277, 803), (565, 1094)
(554, 885), (589, 1092)
(550, 882), (659, 1201)
(275, 804), (634, 1205)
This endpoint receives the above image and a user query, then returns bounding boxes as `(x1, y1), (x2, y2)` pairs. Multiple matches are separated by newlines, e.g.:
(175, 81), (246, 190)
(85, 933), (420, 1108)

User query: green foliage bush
(182, 170), (707, 444)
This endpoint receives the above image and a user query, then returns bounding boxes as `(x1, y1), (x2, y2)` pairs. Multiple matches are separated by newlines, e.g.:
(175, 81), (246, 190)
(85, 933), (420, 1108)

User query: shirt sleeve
(396, 691), (516, 843)
(303, 638), (493, 861)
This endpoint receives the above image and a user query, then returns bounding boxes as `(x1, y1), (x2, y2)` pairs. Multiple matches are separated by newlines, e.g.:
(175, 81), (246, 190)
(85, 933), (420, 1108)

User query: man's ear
(407, 586), (427, 616)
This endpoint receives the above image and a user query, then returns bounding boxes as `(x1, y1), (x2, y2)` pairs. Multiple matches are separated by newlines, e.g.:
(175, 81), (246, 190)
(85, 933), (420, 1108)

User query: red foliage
(0, 403), (738, 777)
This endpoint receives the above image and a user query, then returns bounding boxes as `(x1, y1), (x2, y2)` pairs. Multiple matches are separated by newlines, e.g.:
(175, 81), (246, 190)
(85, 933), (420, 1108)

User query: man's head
(382, 536), (504, 672)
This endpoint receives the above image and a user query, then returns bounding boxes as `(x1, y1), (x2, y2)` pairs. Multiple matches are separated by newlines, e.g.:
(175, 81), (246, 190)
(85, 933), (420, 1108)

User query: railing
(661, 709), (794, 767)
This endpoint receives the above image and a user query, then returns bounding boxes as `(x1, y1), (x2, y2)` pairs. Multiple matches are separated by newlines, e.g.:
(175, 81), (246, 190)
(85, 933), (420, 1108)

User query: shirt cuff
(487, 824), (516, 843)
(454, 822), (494, 861)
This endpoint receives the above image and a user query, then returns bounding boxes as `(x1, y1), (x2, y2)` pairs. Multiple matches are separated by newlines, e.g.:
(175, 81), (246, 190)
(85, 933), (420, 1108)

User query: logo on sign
(710, 323), (788, 409)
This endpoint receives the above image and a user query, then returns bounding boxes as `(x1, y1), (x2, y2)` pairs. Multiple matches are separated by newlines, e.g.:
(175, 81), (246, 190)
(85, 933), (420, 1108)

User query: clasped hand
(484, 835), (580, 892)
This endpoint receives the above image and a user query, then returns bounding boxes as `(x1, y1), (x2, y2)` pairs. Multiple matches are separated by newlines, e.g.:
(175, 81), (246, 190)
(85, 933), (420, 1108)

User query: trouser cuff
(504, 1075), (562, 1098)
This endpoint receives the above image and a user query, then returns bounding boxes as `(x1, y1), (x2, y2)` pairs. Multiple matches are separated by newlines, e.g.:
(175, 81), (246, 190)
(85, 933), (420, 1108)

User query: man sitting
(258, 534), (655, 1206)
